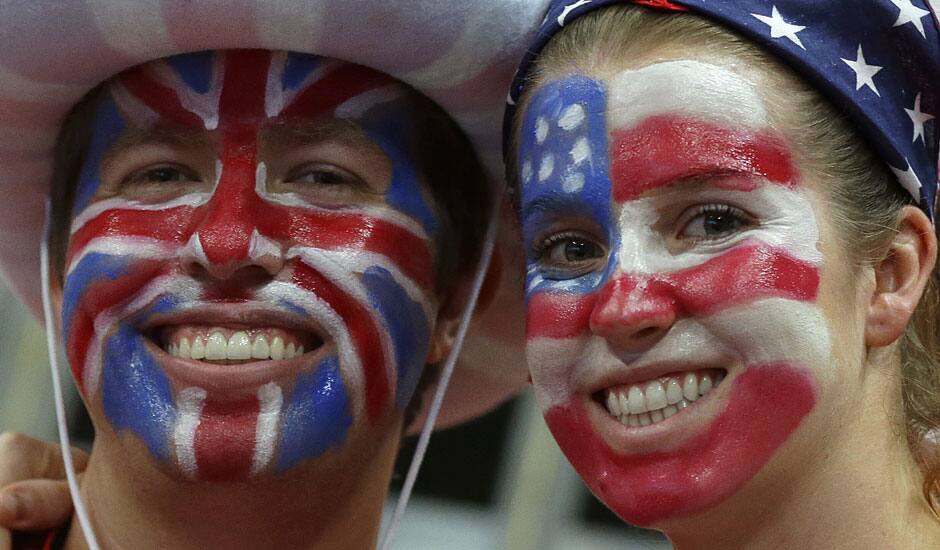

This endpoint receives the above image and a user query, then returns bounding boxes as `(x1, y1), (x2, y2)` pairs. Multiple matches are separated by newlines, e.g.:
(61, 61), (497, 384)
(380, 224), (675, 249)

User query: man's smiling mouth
(158, 325), (322, 364)
(597, 368), (727, 427)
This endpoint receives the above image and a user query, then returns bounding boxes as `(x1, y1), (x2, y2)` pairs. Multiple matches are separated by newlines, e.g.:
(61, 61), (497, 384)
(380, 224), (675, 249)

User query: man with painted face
(0, 2), (542, 548)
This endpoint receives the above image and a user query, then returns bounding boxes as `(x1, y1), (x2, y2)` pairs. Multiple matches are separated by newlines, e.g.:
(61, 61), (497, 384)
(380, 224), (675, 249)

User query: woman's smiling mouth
(598, 368), (727, 427)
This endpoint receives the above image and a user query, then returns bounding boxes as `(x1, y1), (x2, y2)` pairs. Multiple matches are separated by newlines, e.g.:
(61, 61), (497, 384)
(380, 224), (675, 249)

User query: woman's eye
(549, 239), (603, 264)
(537, 233), (606, 277)
(680, 205), (754, 241)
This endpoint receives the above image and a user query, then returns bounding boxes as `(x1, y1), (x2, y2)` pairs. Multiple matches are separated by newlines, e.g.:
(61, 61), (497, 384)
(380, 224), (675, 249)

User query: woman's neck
(62, 425), (400, 550)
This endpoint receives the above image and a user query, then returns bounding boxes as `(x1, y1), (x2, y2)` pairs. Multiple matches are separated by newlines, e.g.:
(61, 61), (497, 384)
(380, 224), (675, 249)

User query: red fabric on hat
(631, 0), (688, 11)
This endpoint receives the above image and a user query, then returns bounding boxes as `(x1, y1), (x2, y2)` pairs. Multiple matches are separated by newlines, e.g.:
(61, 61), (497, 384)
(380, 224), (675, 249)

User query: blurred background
(0, 279), (669, 549)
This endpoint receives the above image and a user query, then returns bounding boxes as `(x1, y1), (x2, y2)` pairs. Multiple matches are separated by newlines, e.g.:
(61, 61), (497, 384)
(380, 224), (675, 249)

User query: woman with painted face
(507, 0), (940, 547)
(0, 2), (542, 548)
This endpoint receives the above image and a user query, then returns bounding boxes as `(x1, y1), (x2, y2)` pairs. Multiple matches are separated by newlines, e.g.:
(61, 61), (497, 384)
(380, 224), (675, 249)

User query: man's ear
(425, 252), (503, 364)
(865, 206), (937, 348)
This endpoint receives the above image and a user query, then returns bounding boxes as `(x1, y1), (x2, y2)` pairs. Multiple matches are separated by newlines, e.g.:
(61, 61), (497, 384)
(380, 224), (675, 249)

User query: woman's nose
(589, 274), (677, 354)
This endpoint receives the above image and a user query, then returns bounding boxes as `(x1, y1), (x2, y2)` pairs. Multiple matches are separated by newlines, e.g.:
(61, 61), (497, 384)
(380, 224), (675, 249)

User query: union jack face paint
(517, 60), (830, 525)
(63, 51), (441, 481)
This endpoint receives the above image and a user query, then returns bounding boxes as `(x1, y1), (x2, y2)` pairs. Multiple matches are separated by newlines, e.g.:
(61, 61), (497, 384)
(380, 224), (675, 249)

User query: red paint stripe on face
(544, 363), (816, 526)
(68, 206), (434, 290)
(610, 115), (798, 202)
(65, 261), (168, 392)
(527, 242), (819, 339)
(118, 70), (205, 129)
(193, 396), (260, 481)
(292, 262), (389, 420)
(527, 291), (598, 339)
(279, 63), (391, 120)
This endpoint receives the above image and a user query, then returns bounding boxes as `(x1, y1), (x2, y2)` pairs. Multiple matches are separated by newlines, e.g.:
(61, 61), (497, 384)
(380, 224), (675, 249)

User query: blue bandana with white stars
(505, 0), (940, 221)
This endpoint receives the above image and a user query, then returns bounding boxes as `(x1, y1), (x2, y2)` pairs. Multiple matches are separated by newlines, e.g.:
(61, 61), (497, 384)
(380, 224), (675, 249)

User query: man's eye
(680, 204), (754, 241)
(286, 165), (360, 187)
(125, 165), (199, 185)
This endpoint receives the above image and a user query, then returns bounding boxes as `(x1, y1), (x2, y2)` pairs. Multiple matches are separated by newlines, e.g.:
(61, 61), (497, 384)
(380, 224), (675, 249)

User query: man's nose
(180, 168), (284, 280)
(589, 274), (678, 354)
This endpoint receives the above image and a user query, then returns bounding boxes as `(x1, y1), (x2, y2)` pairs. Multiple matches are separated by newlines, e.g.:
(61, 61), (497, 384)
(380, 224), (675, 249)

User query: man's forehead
(105, 50), (406, 130)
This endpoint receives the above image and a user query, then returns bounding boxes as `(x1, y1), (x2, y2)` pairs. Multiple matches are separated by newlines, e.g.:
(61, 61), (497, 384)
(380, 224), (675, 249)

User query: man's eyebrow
(106, 125), (208, 153)
(267, 119), (387, 154)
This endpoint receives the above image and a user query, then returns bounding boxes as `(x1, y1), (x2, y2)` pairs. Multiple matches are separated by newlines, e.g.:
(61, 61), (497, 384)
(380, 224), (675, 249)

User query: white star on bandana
(751, 6), (807, 49)
(842, 45), (883, 96)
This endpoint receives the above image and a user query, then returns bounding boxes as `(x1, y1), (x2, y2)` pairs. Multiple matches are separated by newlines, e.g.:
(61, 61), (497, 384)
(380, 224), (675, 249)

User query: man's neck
(63, 425), (400, 550)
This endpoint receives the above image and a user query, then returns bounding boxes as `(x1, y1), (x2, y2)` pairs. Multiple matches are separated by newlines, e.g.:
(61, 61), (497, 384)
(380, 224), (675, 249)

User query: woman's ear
(865, 206), (937, 348)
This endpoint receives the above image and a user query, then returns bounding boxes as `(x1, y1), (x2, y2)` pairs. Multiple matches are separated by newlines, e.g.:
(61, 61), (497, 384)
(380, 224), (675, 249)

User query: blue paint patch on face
(165, 51), (216, 94)
(359, 108), (439, 234)
(62, 252), (131, 339)
(276, 355), (352, 471)
(101, 324), (175, 463)
(517, 75), (617, 298)
(73, 95), (127, 217)
(361, 266), (430, 409)
(281, 52), (320, 91)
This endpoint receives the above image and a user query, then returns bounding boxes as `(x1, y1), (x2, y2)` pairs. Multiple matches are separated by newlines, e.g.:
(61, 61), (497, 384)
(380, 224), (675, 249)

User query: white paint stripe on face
(288, 248), (400, 396)
(151, 58), (223, 130)
(253, 162), (429, 241)
(616, 185), (822, 276)
(264, 53), (341, 119)
(174, 386), (207, 479)
(335, 85), (405, 119)
(84, 273), (205, 394)
(248, 229), (283, 266)
(528, 297), (831, 409)
(66, 236), (178, 276)
(606, 60), (769, 132)
(255, 281), (365, 419)
(110, 81), (160, 128)
(287, 246), (435, 320)
(70, 192), (214, 236)
(249, 382), (282, 476)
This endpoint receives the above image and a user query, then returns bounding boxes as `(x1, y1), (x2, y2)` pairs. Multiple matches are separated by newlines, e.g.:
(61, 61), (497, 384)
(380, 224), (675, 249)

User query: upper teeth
(166, 332), (304, 361)
(604, 370), (724, 427)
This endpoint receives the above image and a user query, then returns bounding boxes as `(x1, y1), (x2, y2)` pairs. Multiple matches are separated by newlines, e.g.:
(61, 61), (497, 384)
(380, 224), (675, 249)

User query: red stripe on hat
(610, 115), (798, 202)
(193, 396), (260, 481)
(526, 241), (818, 339)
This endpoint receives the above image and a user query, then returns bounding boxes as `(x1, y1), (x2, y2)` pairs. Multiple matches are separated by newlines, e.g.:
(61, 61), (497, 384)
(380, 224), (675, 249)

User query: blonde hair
(515, 4), (940, 515)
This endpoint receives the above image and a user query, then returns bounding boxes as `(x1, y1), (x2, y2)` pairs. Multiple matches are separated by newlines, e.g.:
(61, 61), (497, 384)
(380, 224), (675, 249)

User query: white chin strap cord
(378, 186), (502, 550)
(40, 184), (500, 550)
(40, 200), (102, 550)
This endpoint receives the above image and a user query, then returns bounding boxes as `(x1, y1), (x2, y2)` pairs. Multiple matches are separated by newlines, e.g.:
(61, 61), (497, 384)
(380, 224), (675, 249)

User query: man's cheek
(62, 251), (167, 392)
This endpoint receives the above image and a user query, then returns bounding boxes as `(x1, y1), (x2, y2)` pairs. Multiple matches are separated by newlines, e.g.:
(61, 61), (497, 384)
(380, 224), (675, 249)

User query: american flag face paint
(63, 51), (441, 481)
(517, 60), (830, 526)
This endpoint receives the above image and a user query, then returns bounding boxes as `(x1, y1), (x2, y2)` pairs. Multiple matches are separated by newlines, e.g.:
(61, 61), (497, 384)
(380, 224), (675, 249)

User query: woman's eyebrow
(266, 119), (387, 157)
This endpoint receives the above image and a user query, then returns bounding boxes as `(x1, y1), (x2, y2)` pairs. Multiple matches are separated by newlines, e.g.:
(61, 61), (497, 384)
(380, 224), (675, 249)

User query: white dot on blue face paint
(558, 103), (586, 131)
(539, 153), (555, 182)
(562, 171), (585, 193)
(536, 117), (549, 144)
(570, 137), (590, 167)
(522, 160), (533, 184)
